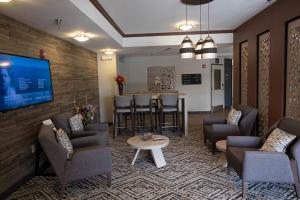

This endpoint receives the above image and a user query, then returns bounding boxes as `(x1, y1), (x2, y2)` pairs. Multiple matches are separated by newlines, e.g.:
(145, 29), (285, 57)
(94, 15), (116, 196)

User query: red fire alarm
(202, 64), (206, 68)
(39, 49), (46, 59)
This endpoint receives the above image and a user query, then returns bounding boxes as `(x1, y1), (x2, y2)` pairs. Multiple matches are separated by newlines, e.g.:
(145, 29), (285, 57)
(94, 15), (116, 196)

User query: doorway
(211, 64), (224, 112)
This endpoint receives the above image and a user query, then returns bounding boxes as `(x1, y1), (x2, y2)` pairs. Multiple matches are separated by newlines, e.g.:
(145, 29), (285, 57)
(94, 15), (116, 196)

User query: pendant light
(180, 2), (195, 59)
(195, 3), (203, 60)
(201, 2), (217, 59)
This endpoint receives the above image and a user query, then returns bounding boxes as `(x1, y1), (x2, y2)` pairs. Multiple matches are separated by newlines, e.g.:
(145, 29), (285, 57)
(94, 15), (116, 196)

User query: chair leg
(107, 172), (112, 187)
(159, 110), (163, 134)
(204, 135), (207, 145)
(212, 142), (216, 155)
(242, 181), (248, 199)
(117, 114), (121, 135)
(294, 183), (300, 199)
(113, 113), (116, 139)
(131, 112), (134, 136)
(227, 164), (231, 175)
(149, 111), (153, 132)
(60, 183), (66, 199)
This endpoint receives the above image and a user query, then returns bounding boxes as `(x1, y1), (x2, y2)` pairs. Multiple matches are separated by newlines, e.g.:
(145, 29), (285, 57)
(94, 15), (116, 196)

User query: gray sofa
(203, 105), (258, 154)
(51, 112), (109, 146)
(227, 118), (300, 198)
(38, 125), (112, 196)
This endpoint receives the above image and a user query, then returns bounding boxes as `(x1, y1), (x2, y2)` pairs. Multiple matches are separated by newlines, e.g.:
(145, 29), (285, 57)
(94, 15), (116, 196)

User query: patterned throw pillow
(69, 114), (84, 134)
(42, 119), (57, 131)
(56, 129), (73, 159)
(227, 108), (242, 125)
(259, 128), (296, 153)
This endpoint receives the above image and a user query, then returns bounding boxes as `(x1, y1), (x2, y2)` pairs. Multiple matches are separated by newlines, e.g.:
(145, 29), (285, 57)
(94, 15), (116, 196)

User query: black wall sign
(181, 74), (202, 85)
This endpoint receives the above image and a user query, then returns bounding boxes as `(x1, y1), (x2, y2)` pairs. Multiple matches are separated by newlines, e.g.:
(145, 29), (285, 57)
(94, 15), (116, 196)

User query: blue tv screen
(0, 53), (53, 112)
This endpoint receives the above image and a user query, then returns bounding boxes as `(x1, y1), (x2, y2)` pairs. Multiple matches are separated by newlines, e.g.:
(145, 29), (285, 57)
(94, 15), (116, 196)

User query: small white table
(127, 135), (169, 168)
(216, 140), (227, 167)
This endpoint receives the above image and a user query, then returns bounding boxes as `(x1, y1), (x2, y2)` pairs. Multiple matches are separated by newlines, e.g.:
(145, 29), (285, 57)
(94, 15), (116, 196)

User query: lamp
(201, 2), (217, 59)
(73, 33), (90, 42)
(0, 0), (12, 2)
(179, 2), (195, 59)
(195, 4), (203, 59)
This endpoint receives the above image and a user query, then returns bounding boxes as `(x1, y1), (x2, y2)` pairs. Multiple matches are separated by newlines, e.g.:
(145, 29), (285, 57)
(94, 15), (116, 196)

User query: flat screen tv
(0, 53), (53, 112)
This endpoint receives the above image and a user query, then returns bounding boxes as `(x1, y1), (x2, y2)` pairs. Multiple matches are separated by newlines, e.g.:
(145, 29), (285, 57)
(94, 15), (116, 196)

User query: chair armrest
(227, 136), (262, 148)
(203, 116), (226, 125)
(69, 131), (98, 139)
(69, 146), (112, 182)
(211, 124), (240, 137)
(85, 123), (109, 132)
(243, 151), (294, 183)
(71, 134), (103, 148)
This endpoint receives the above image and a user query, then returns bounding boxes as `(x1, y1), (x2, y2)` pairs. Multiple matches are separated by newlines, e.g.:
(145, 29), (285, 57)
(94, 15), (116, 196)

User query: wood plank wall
(0, 13), (99, 194)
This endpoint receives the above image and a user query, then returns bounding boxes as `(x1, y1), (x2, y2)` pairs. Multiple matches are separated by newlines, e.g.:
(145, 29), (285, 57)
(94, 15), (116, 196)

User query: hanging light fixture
(201, 2), (217, 59)
(195, 3), (203, 60)
(180, 2), (195, 59)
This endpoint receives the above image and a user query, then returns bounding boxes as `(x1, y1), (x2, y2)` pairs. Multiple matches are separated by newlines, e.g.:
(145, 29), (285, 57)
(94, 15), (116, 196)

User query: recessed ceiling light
(0, 0), (12, 2)
(179, 23), (193, 31)
(73, 33), (90, 42)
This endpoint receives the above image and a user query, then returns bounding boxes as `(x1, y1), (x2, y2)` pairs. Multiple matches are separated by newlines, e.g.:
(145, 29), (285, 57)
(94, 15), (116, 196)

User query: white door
(211, 64), (224, 110)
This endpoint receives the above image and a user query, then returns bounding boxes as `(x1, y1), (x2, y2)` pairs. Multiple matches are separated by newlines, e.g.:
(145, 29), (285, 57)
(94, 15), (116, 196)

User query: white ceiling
(0, 0), (276, 55)
(0, 0), (121, 52)
(98, 0), (276, 34)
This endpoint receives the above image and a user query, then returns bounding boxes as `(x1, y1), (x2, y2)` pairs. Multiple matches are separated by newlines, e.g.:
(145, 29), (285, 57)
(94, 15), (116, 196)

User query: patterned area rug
(8, 121), (297, 200)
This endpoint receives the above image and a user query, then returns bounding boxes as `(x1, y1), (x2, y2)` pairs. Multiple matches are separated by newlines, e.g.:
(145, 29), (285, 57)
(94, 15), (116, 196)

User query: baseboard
(0, 162), (49, 199)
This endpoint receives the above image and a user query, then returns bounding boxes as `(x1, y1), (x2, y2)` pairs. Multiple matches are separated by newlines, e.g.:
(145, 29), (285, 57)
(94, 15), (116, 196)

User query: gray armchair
(227, 118), (300, 198)
(51, 112), (109, 146)
(38, 125), (112, 196)
(203, 105), (258, 154)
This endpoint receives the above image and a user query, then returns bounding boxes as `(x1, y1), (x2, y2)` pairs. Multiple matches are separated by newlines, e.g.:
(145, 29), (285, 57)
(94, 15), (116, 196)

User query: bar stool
(133, 94), (153, 133)
(159, 93), (182, 137)
(113, 95), (134, 139)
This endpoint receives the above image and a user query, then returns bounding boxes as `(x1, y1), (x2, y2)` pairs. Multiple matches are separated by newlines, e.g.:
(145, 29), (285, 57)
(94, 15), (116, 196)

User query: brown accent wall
(0, 14), (99, 194)
(233, 0), (300, 126)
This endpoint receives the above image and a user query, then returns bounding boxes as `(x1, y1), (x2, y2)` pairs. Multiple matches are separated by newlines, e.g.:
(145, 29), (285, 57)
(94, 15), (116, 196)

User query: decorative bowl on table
(142, 132), (153, 141)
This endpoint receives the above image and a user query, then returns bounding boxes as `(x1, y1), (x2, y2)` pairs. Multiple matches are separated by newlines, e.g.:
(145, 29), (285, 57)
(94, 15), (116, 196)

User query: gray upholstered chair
(133, 94), (153, 133)
(203, 105), (258, 154)
(113, 95), (134, 138)
(38, 125), (112, 196)
(51, 112), (109, 146)
(159, 93), (182, 136)
(227, 118), (300, 198)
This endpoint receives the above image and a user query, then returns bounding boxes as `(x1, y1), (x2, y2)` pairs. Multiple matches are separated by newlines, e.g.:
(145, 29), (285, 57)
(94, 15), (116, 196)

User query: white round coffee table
(216, 140), (227, 167)
(127, 135), (169, 168)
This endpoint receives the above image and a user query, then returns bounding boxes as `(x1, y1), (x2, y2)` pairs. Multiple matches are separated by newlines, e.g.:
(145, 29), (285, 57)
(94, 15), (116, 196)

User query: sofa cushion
(69, 114), (84, 134)
(259, 128), (296, 153)
(227, 108), (242, 125)
(227, 147), (258, 176)
(56, 129), (73, 159)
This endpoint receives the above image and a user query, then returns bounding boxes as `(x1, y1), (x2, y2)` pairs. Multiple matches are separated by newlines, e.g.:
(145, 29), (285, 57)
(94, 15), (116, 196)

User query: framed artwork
(147, 66), (176, 92)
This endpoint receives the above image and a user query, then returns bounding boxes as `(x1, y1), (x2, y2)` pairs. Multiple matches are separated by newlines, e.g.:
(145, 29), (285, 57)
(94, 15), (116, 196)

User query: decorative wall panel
(258, 32), (270, 136)
(240, 42), (249, 106)
(147, 66), (176, 92)
(286, 17), (300, 121)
